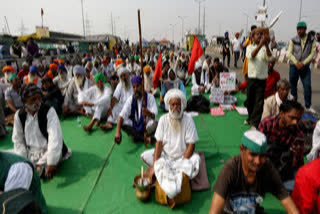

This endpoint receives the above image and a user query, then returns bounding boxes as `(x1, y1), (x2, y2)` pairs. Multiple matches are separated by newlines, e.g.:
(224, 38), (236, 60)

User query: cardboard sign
(210, 88), (224, 104)
(220, 72), (236, 91)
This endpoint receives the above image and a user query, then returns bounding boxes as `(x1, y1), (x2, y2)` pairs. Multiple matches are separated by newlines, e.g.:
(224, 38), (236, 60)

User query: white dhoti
(107, 103), (123, 124)
(141, 149), (200, 199)
(84, 105), (108, 120)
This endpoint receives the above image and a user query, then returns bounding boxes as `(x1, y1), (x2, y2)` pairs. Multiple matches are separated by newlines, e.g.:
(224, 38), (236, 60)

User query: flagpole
(137, 9), (148, 147)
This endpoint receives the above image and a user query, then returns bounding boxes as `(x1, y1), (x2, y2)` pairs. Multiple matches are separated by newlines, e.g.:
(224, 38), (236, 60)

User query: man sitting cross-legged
(141, 89), (201, 202)
(114, 75), (158, 144)
(12, 84), (71, 180)
(80, 73), (111, 132)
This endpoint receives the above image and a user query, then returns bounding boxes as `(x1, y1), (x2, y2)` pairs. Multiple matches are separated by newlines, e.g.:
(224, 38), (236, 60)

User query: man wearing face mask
(140, 89), (200, 202)
(23, 65), (42, 88)
(12, 84), (71, 180)
(79, 73), (111, 132)
(53, 65), (70, 96)
(1, 66), (15, 89)
(63, 65), (93, 116)
(259, 100), (305, 190)
(114, 75), (158, 144)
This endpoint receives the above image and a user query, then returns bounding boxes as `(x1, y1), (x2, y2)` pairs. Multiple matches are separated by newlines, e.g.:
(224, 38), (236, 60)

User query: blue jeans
(289, 65), (312, 108)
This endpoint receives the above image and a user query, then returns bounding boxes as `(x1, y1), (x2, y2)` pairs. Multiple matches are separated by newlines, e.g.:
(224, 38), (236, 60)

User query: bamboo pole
(137, 9), (148, 147)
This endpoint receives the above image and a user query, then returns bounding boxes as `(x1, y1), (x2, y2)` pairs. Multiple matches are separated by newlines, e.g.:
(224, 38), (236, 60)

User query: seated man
(100, 67), (133, 131)
(291, 158), (320, 214)
(0, 151), (48, 214)
(12, 84), (71, 180)
(79, 73), (111, 132)
(0, 91), (6, 137)
(191, 61), (210, 95)
(209, 130), (299, 214)
(307, 120), (320, 161)
(109, 74), (119, 94)
(175, 59), (189, 85)
(114, 75), (158, 144)
(4, 74), (23, 125)
(44, 63), (58, 80)
(41, 77), (64, 115)
(160, 68), (186, 110)
(141, 89), (201, 201)
(17, 62), (29, 81)
(63, 65), (93, 116)
(1, 65), (15, 90)
(261, 79), (291, 120)
(258, 100), (304, 189)
(143, 65), (159, 96)
(23, 65), (41, 88)
(209, 58), (229, 88)
(53, 64), (70, 96)
(264, 57), (281, 99)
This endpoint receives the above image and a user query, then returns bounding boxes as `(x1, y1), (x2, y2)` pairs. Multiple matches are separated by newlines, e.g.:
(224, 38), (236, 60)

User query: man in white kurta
(141, 89), (200, 199)
(100, 67), (133, 131)
(12, 84), (70, 179)
(63, 65), (93, 116)
(80, 73), (111, 132)
(191, 61), (210, 95)
(53, 65), (70, 96)
(114, 75), (158, 144)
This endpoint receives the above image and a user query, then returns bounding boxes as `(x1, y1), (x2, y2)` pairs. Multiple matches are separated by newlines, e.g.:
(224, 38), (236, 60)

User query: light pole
(169, 24), (176, 44)
(299, 0), (303, 21)
(81, 0), (86, 38)
(195, 0), (205, 34)
(178, 16), (188, 45)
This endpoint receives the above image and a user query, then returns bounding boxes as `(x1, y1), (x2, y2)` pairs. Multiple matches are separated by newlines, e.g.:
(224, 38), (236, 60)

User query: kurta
(12, 107), (63, 166)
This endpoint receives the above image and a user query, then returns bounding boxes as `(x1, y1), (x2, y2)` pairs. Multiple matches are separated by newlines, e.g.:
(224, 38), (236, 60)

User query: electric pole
(195, 0), (205, 34)
(81, 0), (86, 38)
(299, 0), (303, 21)
(203, 7), (205, 35)
(178, 16), (187, 45)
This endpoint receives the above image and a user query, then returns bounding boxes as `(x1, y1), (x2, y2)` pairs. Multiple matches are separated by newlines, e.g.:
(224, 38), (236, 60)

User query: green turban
(297, 21), (307, 28)
(242, 130), (267, 154)
(94, 73), (106, 84)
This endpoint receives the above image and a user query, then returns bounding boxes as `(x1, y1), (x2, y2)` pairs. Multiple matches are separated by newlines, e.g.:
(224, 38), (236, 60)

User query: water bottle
(77, 116), (81, 127)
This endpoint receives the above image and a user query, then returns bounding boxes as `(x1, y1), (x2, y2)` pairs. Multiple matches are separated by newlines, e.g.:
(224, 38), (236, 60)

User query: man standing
(288, 21), (316, 112)
(246, 28), (272, 128)
(26, 38), (39, 57)
(232, 33), (241, 68)
(209, 130), (299, 214)
(141, 89), (200, 201)
(114, 75), (158, 144)
(80, 73), (111, 132)
(222, 32), (231, 68)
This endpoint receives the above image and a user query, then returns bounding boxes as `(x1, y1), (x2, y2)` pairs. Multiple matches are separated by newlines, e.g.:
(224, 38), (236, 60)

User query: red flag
(153, 51), (162, 89)
(41, 8), (44, 16)
(188, 36), (203, 75)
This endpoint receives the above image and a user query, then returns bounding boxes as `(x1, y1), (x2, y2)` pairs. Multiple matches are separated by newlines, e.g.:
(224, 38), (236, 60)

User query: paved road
(206, 48), (320, 113)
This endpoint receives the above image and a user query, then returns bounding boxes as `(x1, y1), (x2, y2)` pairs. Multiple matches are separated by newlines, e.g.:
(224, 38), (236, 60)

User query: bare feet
(83, 124), (93, 132)
(100, 122), (113, 131)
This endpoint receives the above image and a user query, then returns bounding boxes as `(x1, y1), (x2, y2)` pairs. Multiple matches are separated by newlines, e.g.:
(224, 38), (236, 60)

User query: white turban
(73, 65), (85, 75)
(164, 88), (187, 111)
(117, 67), (129, 77)
(195, 61), (202, 70)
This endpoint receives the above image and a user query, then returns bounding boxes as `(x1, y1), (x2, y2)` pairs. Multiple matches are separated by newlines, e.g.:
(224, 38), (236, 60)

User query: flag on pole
(153, 51), (162, 89)
(188, 36), (203, 75)
(41, 8), (44, 16)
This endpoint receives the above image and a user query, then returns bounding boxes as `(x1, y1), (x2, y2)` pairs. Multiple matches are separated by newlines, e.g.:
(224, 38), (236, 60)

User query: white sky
(0, 0), (319, 43)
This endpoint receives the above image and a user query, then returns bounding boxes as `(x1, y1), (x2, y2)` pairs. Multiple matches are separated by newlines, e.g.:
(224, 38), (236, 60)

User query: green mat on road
(0, 87), (286, 213)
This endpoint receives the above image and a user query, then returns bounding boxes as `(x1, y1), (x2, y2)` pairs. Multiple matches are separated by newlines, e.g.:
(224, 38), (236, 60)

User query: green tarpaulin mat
(0, 86), (286, 213)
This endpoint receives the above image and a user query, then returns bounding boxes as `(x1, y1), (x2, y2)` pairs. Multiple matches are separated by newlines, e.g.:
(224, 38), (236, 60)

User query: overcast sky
(0, 0), (319, 43)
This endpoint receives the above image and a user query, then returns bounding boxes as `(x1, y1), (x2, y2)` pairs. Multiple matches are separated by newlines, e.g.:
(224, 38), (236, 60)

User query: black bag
(0, 189), (42, 214)
(266, 140), (295, 181)
(186, 95), (210, 113)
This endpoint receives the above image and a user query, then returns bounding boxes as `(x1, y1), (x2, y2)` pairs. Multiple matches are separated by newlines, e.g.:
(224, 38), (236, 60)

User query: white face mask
(4, 72), (10, 81)
(28, 73), (36, 82)
(75, 76), (84, 87)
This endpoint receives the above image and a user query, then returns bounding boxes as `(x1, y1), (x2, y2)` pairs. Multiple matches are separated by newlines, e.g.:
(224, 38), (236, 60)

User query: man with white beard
(100, 67), (133, 131)
(80, 73), (111, 132)
(53, 65), (70, 96)
(141, 89), (200, 201)
(63, 65), (93, 116)
(114, 75), (158, 144)
(0, 65), (15, 90)
(23, 66), (42, 88)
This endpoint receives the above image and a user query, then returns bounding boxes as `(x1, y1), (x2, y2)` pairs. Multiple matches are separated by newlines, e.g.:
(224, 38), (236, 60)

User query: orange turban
(49, 63), (58, 71)
(2, 66), (15, 73)
(143, 65), (151, 73)
(115, 59), (124, 67)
